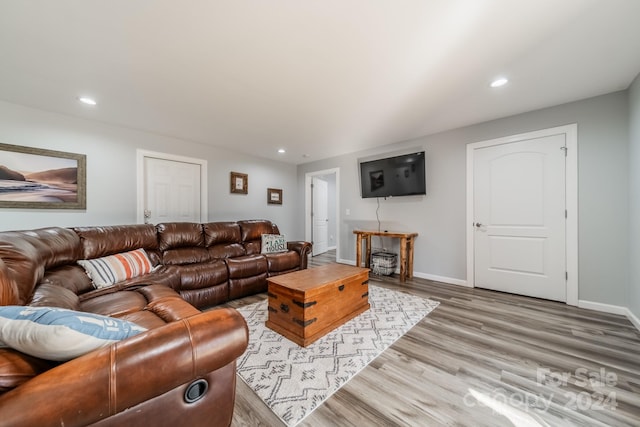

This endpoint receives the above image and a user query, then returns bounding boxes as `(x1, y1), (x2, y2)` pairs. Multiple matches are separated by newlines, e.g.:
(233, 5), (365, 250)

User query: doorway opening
(305, 168), (340, 261)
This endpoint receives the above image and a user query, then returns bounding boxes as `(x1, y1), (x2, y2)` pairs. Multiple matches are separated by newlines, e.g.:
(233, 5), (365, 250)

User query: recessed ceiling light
(490, 77), (508, 88)
(78, 96), (97, 106)
(278, 148), (286, 154)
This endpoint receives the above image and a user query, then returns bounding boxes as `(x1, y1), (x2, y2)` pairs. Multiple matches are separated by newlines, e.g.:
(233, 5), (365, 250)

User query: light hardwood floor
(228, 251), (640, 426)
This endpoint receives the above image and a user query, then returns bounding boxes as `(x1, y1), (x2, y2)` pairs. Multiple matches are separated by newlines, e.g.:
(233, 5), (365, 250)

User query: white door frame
(136, 149), (208, 224)
(466, 124), (578, 306)
(305, 168), (340, 260)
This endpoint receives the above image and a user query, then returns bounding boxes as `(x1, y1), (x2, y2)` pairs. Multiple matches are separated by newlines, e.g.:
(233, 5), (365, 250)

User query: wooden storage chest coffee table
(266, 264), (370, 347)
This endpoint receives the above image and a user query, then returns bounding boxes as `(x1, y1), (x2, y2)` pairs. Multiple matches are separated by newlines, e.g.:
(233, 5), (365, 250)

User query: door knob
(474, 222), (483, 228)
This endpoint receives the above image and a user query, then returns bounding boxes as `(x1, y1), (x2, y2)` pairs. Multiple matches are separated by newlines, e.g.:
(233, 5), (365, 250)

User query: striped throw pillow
(78, 248), (156, 289)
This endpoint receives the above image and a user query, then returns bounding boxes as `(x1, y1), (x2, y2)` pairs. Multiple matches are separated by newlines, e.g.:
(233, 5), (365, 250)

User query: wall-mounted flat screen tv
(359, 151), (426, 198)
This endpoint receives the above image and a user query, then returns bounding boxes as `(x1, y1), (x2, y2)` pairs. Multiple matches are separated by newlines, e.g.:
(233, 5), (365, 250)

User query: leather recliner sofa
(0, 219), (312, 426)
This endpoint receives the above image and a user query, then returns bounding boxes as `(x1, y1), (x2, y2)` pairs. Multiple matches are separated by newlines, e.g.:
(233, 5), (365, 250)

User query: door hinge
(566, 271), (568, 281)
(565, 209), (568, 219)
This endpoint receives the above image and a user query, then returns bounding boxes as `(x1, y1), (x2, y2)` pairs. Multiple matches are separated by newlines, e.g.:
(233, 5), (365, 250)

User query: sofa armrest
(0, 307), (249, 427)
(287, 241), (313, 269)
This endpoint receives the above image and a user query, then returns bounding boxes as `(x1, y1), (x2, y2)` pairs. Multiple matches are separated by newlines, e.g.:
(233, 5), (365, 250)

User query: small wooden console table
(353, 230), (418, 282)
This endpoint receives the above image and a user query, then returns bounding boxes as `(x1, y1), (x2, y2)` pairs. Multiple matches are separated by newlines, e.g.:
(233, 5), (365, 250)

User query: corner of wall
(628, 72), (640, 324)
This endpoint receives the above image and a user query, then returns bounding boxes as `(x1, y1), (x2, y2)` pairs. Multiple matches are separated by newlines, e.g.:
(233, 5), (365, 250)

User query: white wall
(629, 74), (640, 321)
(297, 91), (630, 307)
(0, 101), (301, 239)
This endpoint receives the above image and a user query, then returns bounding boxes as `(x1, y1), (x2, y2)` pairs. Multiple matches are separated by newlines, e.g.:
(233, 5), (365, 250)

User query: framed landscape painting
(0, 143), (86, 209)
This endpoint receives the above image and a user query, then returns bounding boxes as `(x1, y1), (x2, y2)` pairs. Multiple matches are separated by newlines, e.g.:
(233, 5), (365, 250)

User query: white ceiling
(1, 0), (639, 165)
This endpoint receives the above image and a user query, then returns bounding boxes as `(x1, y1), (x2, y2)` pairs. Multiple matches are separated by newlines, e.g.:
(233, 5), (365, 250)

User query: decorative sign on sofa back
(261, 234), (287, 253)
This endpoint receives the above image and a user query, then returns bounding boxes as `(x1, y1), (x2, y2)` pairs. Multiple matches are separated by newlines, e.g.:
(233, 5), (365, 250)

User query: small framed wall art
(267, 188), (282, 205)
(0, 142), (86, 209)
(230, 171), (248, 194)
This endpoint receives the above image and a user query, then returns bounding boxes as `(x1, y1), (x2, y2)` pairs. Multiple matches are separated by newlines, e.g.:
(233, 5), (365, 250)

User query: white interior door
(473, 134), (567, 301)
(312, 177), (329, 256)
(144, 157), (202, 224)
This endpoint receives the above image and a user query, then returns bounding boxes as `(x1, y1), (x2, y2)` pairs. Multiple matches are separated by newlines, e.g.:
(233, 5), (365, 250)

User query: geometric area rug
(235, 285), (440, 426)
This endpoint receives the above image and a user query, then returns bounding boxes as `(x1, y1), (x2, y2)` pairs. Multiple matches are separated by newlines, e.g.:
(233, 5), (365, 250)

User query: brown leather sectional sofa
(0, 219), (312, 426)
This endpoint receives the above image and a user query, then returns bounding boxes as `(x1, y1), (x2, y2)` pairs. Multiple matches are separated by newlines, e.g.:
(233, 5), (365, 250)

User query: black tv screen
(359, 151), (426, 198)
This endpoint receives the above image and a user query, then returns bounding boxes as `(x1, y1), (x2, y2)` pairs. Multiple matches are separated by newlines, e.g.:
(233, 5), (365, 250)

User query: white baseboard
(626, 307), (640, 332)
(577, 300), (628, 316)
(335, 260), (467, 287)
(579, 300), (640, 332)
(413, 271), (470, 287)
